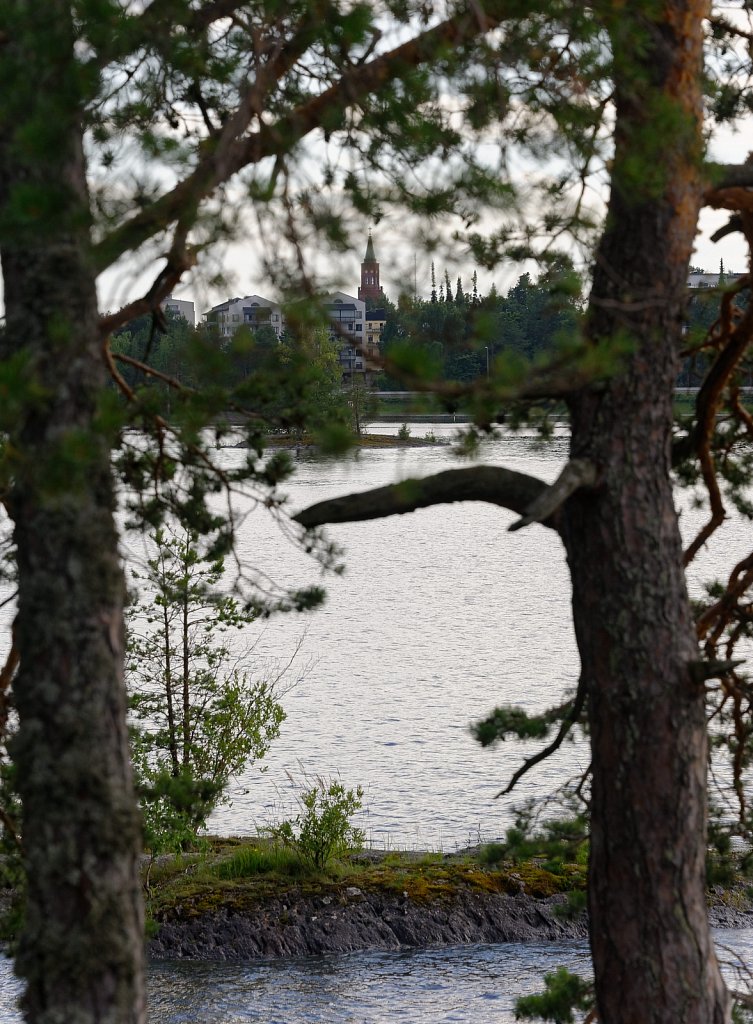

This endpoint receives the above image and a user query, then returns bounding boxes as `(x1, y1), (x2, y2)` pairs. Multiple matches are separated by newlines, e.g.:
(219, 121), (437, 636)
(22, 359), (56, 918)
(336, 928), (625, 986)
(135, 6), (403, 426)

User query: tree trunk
(565, 2), (729, 1020)
(0, 6), (146, 1022)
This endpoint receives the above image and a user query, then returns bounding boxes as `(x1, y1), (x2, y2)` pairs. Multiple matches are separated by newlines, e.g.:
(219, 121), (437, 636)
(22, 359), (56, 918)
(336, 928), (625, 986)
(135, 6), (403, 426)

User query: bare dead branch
(508, 459), (598, 532)
(497, 676), (588, 797)
(711, 214), (742, 243)
(675, 275), (753, 464)
(682, 439), (726, 566)
(98, 236), (196, 337)
(293, 465), (560, 532)
(102, 338), (137, 404)
(112, 352), (190, 393)
(697, 551), (753, 642)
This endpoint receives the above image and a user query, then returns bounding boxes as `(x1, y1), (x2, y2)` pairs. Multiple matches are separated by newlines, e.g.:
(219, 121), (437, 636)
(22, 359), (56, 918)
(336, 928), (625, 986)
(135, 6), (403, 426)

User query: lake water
(198, 425), (580, 848)
(1, 423), (752, 1021)
(3, 423), (743, 847)
(1, 929), (752, 1023)
(181, 422), (750, 849)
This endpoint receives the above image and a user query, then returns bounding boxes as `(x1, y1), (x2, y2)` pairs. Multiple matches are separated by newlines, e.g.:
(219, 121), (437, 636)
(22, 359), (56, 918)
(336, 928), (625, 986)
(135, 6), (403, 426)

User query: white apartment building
(324, 291), (366, 378)
(687, 271), (742, 289)
(203, 294), (285, 339)
(162, 294), (196, 326)
(203, 289), (379, 381)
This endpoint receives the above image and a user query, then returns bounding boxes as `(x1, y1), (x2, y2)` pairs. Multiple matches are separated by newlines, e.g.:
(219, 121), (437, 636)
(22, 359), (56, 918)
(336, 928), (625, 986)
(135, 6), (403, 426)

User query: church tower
(358, 232), (382, 304)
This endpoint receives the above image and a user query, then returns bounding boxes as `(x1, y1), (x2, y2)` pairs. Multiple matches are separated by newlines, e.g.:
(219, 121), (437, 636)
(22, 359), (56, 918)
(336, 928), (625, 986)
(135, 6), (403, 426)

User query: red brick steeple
(358, 231), (381, 303)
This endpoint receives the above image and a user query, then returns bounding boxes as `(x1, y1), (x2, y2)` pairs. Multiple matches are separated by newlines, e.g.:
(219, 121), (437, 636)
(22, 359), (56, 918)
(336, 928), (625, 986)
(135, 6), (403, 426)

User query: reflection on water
(1, 929), (752, 1024)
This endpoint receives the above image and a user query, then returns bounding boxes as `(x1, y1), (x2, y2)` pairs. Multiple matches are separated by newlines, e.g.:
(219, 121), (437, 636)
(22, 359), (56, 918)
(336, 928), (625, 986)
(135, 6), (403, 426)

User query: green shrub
(552, 889), (587, 920)
(266, 777), (365, 871)
(479, 842), (507, 865)
(127, 527), (286, 853)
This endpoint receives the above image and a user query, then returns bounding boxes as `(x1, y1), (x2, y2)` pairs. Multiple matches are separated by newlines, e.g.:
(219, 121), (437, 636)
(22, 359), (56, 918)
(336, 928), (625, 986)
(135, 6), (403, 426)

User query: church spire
(359, 230), (382, 303)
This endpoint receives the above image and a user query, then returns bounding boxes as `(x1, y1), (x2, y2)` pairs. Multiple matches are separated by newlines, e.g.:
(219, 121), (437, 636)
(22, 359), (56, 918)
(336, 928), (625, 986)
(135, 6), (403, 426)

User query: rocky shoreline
(148, 883), (753, 962)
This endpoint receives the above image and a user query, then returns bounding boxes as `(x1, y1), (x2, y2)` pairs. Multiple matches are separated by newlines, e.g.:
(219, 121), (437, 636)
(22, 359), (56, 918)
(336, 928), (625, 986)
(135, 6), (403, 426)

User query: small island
(143, 839), (753, 962)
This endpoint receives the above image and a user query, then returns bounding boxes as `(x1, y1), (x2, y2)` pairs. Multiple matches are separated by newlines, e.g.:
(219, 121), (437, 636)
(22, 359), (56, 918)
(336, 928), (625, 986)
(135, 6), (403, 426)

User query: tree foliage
(378, 268), (582, 388)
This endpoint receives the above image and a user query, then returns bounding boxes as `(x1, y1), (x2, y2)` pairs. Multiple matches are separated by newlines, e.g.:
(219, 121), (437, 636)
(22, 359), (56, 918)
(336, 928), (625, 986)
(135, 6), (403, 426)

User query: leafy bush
(478, 842), (507, 865)
(266, 777), (365, 871)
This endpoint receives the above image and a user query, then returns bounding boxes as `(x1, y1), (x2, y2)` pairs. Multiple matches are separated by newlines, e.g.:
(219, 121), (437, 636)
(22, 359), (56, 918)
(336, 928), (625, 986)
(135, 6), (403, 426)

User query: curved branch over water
(293, 465), (562, 532)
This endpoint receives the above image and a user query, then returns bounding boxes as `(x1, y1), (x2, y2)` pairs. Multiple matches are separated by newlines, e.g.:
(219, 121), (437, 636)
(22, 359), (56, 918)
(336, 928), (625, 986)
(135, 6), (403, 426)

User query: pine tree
(430, 262), (437, 303)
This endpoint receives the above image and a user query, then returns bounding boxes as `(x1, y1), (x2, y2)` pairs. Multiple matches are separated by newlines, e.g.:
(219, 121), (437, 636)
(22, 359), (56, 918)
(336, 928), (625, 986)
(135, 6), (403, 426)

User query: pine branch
(92, 1), (516, 270)
(90, 0), (254, 72)
(497, 676), (588, 797)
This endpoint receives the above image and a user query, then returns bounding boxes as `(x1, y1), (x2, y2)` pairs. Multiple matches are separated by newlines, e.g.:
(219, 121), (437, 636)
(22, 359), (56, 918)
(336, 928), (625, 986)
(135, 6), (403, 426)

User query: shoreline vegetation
(136, 838), (753, 962)
(279, 431), (448, 448)
(243, 429), (453, 450)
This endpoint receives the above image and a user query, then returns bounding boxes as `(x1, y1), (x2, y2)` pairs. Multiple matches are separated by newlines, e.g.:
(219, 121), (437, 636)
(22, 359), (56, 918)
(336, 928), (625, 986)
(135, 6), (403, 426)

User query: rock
(148, 888), (590, 962)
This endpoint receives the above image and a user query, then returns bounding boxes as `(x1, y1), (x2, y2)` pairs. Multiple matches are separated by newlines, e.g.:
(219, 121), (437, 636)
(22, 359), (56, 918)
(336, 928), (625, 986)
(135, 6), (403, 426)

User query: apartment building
(162, 294), (196, 326)
(203, 294), (285, 339)
(324, 291), (367, 380)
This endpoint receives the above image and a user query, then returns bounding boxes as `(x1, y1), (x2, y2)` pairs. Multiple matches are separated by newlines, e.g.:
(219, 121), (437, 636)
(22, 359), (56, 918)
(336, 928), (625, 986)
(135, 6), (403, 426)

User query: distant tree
(128, 529), (286, 852)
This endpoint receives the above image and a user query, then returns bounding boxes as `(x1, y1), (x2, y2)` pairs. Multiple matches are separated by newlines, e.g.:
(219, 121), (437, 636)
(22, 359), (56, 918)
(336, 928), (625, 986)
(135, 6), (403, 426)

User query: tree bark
(0, 6), (145, 1022)
(565, 2), (729, 1020)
